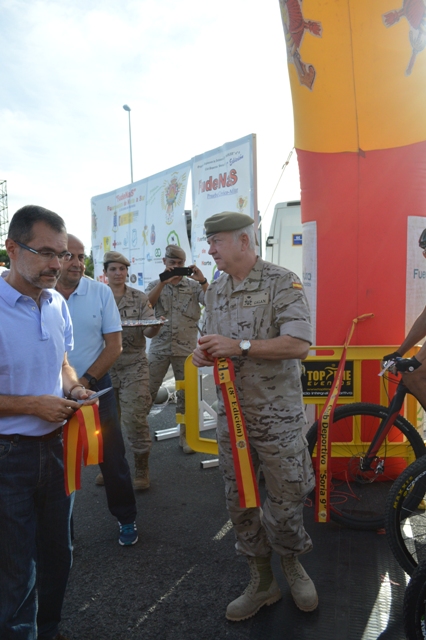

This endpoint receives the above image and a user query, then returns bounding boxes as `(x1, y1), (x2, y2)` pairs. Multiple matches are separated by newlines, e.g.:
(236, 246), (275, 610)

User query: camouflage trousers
(110, 361), (152, 456)
(148, 354), (186, 417)
(216, 408), (315, 558)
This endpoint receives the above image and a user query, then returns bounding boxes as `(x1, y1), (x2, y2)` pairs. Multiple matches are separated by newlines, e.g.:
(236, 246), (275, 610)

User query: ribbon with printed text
(315, 313), (374, 523)
(63, 405), (103, 496)
(214, 357), (260, 509)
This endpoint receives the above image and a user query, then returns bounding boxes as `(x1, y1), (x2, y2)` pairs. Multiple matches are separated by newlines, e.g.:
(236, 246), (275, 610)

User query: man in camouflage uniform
(146, 245), (208, 453)
(104, 251), (162, 490)
(192, 212), (318, 621)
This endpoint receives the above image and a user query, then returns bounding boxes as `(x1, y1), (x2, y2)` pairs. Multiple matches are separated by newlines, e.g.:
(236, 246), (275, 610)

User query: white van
(264, 201), (302, 278)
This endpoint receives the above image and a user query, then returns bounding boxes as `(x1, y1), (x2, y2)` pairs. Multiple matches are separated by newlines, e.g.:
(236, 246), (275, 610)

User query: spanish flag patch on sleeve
(292, 282), (303, 290)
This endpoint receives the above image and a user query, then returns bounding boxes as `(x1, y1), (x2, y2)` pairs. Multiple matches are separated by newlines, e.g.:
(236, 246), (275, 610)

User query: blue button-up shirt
(61, 277), (121, 378)
(0, 276), (73, 436)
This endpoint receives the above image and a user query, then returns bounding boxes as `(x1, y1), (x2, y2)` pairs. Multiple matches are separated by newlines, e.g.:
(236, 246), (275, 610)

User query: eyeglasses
(16, 241), (72, 262)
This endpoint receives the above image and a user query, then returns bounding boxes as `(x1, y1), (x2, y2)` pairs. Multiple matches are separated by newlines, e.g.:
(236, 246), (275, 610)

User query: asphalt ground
(60, 377), (409, 640)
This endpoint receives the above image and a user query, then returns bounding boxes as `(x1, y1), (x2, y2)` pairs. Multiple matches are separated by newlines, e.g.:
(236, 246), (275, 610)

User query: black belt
(0, 427), (63, 442)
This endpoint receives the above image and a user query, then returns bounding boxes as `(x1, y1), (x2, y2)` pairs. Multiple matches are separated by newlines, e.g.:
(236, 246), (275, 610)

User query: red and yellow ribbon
(63, 405), (103, 496)
(214, 357), (260, 509)
(316, 313), (373, 523)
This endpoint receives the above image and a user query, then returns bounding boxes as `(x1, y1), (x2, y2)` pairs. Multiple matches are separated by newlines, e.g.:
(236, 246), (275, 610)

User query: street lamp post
(122, 104), (133, 184)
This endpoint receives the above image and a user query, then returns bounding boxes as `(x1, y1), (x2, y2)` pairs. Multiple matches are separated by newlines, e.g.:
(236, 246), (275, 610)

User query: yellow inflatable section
(280, 0), (426, 153)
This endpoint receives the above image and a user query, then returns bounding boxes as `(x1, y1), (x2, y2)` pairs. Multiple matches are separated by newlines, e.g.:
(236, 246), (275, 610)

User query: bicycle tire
(385, 456), (426, 576)
(403, 558), (426, 639)
(306, 402), (425, 531)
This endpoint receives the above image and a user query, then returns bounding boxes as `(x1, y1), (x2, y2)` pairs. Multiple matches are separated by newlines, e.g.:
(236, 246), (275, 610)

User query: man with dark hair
(0, 205), (96, 640)
(146, 245), (208, 453)
(7, 204), (67, 241)
(56, 235), (138, 546)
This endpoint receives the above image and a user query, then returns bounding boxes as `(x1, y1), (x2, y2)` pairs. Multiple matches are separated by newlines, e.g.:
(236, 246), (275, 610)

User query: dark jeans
(0, 432), (74, 640)
(95, 373), (136, 524)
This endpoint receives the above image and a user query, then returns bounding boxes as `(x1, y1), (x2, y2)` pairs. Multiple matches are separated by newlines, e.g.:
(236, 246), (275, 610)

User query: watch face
(240, 340), (251, 351)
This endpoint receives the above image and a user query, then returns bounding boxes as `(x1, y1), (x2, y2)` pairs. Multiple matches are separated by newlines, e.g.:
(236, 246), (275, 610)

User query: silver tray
(121, 319), (167, 327)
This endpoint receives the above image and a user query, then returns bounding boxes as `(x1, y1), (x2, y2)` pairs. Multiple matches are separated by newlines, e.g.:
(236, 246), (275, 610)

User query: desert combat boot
(280, 555), (318, 612)
(226, 556), (281, 621)
(179, 424), (195, 454)
(134, 452), (150, 490)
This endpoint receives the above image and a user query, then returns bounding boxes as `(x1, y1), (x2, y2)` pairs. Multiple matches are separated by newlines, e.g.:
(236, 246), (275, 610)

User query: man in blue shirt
(56, 235), (138, 546)
(0, 205), (96, 640)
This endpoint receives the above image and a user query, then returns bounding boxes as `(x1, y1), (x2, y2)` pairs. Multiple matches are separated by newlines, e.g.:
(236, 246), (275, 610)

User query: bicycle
(306, 362), (426, 531)
(385, 455), (426, 576)
(403, 557), (426, 639)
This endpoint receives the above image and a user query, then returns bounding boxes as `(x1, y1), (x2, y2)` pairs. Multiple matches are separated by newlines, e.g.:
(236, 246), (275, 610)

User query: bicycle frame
(359, 380), (408, 473)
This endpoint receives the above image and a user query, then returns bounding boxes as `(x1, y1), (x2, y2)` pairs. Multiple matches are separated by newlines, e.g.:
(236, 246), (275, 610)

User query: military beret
(103, 251), (130, 267)
(165, 244), (186, 261)
(204, 212), (254, 237)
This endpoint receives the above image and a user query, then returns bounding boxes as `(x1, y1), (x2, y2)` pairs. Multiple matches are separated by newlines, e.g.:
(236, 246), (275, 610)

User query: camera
(160, 267), (193, 282)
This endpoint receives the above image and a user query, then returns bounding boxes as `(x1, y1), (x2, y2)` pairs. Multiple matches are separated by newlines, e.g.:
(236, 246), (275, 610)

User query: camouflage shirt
(202, 257), (312, 430)
(112, 285), (155, 368)
(146, 278), (205, 357)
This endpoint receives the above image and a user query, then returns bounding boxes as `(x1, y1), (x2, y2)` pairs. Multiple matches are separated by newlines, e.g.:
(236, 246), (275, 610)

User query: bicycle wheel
(385, 457), (426, 576)
(306, 402), (425, 531)
(404, 558), (426, 639)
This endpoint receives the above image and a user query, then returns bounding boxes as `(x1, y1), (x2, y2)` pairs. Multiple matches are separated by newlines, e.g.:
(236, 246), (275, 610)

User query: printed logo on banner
(150, 225), (156, 245)
(237, 196), (248, 212)
(230, 153), (244, 166)
(198, 169), (238, 194)
(161, 173), (186, 224)
(301, 361), (354, 397)
(155, 248), (161, 258)
(119, 212), (134, 226)
(132, 229), (137, 247)
(130, 274), (137, 284)
(91, 210), (97, 237)
(142, 226), (148, 245)
(103, 237), (111, 252)
(138, 273), (144, 286)
(167, 231), (180, 246)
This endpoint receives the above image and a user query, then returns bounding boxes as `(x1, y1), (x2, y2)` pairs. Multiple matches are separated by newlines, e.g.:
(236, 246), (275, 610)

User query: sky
(1, 0), (300, 252)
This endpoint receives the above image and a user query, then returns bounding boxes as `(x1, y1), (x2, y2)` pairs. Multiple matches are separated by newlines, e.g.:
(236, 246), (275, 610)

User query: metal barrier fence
(175, 346), (422, 457)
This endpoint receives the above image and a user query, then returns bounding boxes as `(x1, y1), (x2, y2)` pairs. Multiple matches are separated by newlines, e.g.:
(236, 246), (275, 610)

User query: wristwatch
(239, 339), (251, 356)
(82, 372), (98, 388)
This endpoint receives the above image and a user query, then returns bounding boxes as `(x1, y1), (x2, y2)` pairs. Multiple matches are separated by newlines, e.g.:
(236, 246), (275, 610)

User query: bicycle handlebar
(380, 356), (422, 376)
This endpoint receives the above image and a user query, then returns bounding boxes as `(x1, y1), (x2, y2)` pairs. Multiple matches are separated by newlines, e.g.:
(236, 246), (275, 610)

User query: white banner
(406, 216), (426, 337)
(91, 161), (191, 290)
(302, 220), (317, 346)
(190, 134), (257, 282)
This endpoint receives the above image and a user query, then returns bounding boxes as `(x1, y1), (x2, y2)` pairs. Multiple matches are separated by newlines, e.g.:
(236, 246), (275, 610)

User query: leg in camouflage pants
(110, 361), (152, 456)
(148, 354), (186, 417)
(216, 408), (314, 558)
(148, 354), (193, 452)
